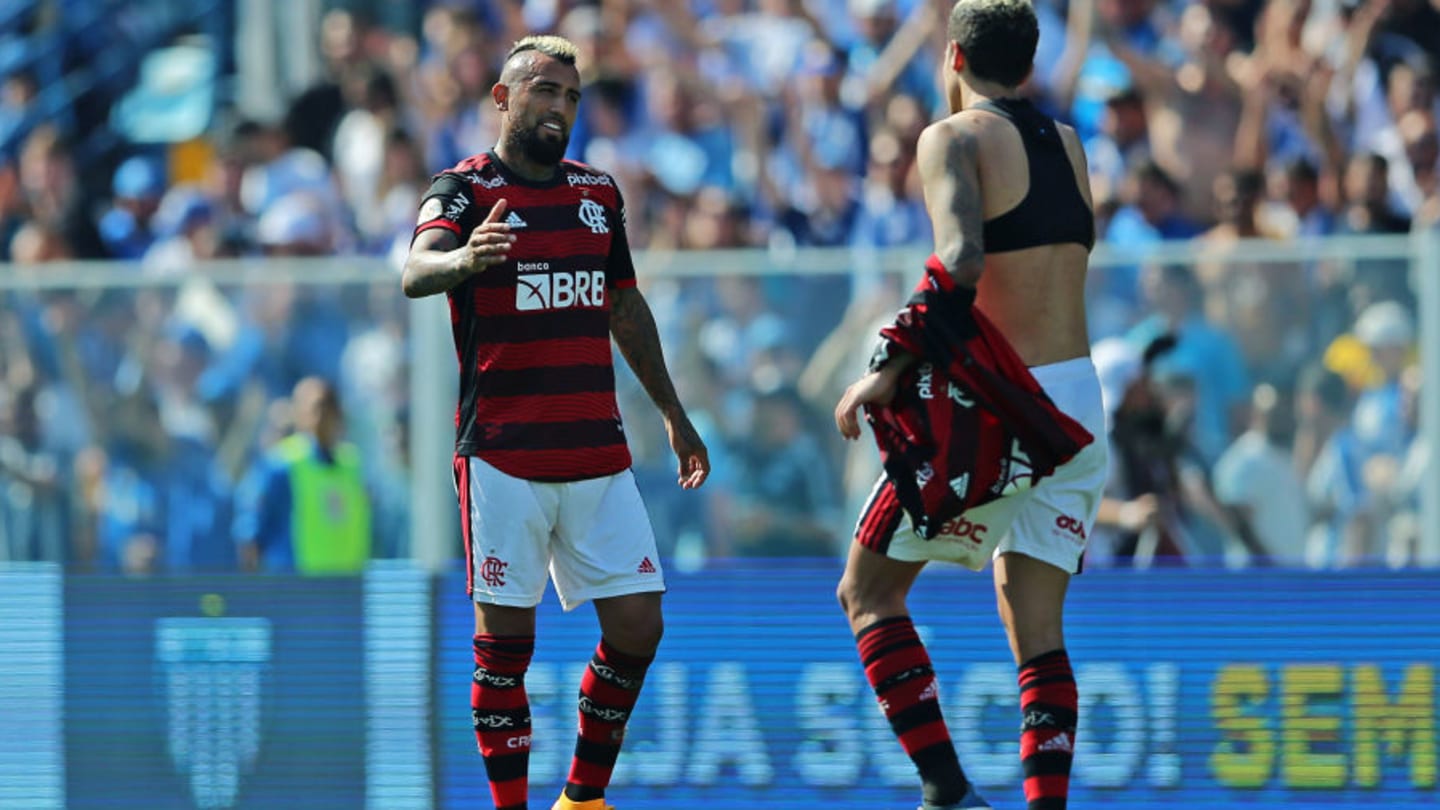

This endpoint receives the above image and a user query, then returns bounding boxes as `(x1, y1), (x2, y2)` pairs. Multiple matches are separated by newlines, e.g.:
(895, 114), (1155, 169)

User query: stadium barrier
(0, 562), (1436, 808)
(3, 234), (1436, 569)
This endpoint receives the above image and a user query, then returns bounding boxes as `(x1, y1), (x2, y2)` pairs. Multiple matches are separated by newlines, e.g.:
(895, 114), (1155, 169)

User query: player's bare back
(940, 107), (1095, 366)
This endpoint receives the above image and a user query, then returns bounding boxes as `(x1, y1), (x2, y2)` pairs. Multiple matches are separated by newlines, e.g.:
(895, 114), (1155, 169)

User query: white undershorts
(453, 455), (665, 611)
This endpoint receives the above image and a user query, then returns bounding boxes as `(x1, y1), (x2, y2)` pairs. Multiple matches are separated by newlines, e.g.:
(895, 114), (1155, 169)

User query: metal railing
(2, 230), (1435, 571)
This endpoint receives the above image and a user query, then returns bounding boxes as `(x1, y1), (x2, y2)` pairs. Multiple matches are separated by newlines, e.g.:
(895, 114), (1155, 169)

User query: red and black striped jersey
(414, 151), (636, 482)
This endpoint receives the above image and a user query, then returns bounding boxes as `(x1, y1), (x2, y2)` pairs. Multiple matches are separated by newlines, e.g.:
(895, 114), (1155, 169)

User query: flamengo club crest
(480, 555), (509, 587)
(156, 617), (272, 809)
(578, 198), (608, 234)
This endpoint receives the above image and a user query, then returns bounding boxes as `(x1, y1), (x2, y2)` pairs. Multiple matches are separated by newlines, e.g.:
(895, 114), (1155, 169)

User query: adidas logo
(918, 681), (939, 702)
(1038, 732), (1073, 753)
(637, 557), (657, 574)
(506, 211), (528, 229)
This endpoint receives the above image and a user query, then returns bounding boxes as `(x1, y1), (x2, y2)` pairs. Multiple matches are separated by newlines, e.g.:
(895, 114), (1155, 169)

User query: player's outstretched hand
(835, 369), (900, 440)
(666, 414), (710, 489)
(460, 198), (516, 273)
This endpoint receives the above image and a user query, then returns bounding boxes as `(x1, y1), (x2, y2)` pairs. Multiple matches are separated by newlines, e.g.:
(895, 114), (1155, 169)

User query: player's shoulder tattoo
(416, 197), (444, 225)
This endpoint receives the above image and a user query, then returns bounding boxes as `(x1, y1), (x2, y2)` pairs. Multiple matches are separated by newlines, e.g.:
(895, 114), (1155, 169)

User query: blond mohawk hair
(506, 35), (579, 66)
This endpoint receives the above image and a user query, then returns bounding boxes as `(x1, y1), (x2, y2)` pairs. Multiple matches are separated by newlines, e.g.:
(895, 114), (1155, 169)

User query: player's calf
(561, 638), (654, 803)
(1018, 649), (1077, 809)
(855, 616), (973, 807)
(473, 633), (536, 810)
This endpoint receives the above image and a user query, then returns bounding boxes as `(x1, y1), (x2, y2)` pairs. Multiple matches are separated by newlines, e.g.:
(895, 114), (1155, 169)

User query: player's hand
(835, 369), (900, 440)
(458, 198), (515, 273)
(666, 414), (710, 489)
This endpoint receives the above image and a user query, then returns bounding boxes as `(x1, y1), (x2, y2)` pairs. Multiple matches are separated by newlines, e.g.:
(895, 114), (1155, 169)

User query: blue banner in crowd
(435, 564), (1439, 809)
(63, 576), (366, 810)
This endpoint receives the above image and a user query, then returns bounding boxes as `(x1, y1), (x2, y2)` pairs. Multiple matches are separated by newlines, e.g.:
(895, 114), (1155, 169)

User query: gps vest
(275, 434), (370, 575)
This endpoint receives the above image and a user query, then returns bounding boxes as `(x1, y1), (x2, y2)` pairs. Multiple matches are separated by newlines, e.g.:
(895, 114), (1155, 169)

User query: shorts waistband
(1029, 356), (1097, 386)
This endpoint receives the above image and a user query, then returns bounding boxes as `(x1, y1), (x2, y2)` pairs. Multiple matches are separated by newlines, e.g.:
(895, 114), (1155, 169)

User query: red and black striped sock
(473, 634), (535, 810)
(856, 616), (969, 806)
(563, 638), (653, 802)
(1018, 648), (1078, 810)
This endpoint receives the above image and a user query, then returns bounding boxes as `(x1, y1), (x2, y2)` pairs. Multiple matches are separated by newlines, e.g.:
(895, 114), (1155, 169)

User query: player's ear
(949, 41), (965, 74)
(492, 82), (509, 111)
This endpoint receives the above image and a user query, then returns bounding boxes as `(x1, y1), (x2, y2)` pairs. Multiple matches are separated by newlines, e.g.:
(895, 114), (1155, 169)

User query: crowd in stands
(0, 0), (1432, 572)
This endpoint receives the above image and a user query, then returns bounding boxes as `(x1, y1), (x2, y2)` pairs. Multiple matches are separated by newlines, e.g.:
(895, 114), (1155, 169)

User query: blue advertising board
(63, 576), (366, 810)
(435, 564), (1439, 809)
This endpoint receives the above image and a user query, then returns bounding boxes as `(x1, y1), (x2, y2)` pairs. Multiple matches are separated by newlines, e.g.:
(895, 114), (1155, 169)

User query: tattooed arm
(610, 286), (710, 488)
(835, 117), (985, 440)
(915, 118), (985, 287)
(402, 197), (514, 298)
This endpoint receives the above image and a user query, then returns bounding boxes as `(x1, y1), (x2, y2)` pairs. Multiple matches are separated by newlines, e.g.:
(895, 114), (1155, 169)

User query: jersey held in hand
(864, 255), (1094, 538)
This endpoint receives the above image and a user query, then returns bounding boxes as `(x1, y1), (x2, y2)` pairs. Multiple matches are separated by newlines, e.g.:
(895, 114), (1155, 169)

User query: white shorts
(453, 455), (665, 611)
(855, 357), (1109, 573)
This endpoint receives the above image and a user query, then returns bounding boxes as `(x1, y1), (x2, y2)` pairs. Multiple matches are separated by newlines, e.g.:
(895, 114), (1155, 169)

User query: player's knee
(835, 575), (860, 617)
(836, 574), (899, 624)
(1002, 612), (1064, 662)
(607, 610), (663, 655)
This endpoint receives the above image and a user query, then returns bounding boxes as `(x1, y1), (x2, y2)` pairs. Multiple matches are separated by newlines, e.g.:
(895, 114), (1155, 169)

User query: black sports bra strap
(972, 99), (1014, 121)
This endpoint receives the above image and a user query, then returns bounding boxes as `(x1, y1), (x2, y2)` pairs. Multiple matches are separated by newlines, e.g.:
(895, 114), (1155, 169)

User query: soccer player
(832, 2), (1105, 808)
(400, 36), (709, 810)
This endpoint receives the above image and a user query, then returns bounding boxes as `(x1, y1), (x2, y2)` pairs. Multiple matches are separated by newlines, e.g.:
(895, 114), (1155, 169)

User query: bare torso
(960, 106), (1094, 367)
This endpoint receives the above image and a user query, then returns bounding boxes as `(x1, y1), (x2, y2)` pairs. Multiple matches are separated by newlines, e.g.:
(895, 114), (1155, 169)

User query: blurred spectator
(1091, 334), (1225, 567)
(282, 8), (370, 163)
(1106, 159), (1203, 244)
(1096, 159), (1199, 332)
(332, 69), (407, 248)
(1348, 301), (1416, 460)
(697, 275), (792, 391)
(1339, 151), (1410, 234)
(79, 389), (164, 575)
(1213, 383), (1309, 566)
(851, 127), (929, 252)
(1196, 168), (1313, 387)
(1126, 264), (1252, 463)
(233, 377), (371, 574)
(1200, 168), (1281, 243)
(1086, 338), (1159, 568)
(699, 0), (817, 98)
(1061, 0), (1242, 221)
(1382, 366), (1427, 567)
(0, 382), (66, 563)
(1307, 300), (1418, 566)
(16, 126), (105, 259)
(254, 191), (351, 388)
(1292, 363), (1353, 482)
(1260, 157), (1337, 239)
(375, 128), (431, 262)
(839, 0), (941, 110)
(98, 155), (166, 260)
(141, 186), (220, 276)
(1359, 59), (1438, 219)
(0, 158), (23, 261)
(0, 71), (38, 161)
(722, 384), (841, 557)
(1084, 85), (1152, 215)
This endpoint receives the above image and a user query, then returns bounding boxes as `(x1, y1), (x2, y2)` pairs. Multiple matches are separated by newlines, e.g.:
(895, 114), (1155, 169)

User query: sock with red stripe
(562, 638), (654, 802)
(1018, 648), (1078, 810)
(856, 616), (970, 806)
(473, 634), (535, 810)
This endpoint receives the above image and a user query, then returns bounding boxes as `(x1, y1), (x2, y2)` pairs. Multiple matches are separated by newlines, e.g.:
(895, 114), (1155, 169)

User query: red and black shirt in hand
(414, 150), (635, 482)
(865, 256), (1095, 538)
